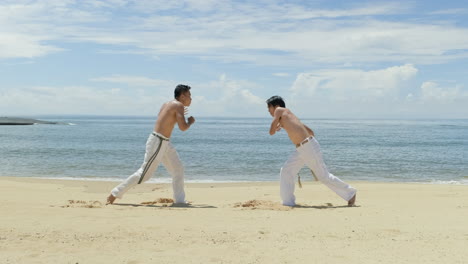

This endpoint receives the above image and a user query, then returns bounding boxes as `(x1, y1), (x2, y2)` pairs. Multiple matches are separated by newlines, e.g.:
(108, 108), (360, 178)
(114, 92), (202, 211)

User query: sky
(1, 0), (468, 118)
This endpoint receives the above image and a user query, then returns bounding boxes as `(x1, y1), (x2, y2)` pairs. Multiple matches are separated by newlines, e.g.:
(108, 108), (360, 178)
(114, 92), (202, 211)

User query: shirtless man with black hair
(107, 84), (195, 205)
(266, 95), (356, 207)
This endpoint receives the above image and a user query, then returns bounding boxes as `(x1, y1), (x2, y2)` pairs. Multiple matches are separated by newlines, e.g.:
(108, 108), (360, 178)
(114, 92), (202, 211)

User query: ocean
(1, 116), (467, 184)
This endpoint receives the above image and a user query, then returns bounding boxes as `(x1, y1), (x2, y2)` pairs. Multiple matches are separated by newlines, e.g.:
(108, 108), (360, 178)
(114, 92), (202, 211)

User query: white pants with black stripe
(111, 132), (186, 203)
(280, 137), (356, 206)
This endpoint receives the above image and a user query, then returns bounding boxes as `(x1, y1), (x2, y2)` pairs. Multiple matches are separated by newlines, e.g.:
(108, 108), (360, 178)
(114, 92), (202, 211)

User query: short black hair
(266, 95), (285, 108)
(174, 84), (191, 99)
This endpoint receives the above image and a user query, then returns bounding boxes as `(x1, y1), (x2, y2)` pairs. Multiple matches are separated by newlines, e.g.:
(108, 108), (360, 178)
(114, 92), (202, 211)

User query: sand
(0, 177), (467, 264)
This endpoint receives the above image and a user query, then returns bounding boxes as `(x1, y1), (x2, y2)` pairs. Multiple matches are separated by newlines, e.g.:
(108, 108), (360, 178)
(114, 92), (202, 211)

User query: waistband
(151, 132), (170, 141)
(296, 136), (313, 148)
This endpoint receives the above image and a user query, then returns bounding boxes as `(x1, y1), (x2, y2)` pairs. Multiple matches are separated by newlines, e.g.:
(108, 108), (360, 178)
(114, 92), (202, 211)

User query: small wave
(428, 179), (468, 185)
(31, 176), (268, 184)
(36, 176), (121, 182)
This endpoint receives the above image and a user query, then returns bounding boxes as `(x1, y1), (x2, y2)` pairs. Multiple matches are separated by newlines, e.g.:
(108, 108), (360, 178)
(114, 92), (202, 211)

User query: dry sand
(0, 177), (467, 264)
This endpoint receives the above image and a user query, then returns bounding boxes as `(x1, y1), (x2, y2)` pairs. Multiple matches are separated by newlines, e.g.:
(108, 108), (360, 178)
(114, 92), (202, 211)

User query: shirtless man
(106, 84), (195, 205)
(267, 96), (356, 206)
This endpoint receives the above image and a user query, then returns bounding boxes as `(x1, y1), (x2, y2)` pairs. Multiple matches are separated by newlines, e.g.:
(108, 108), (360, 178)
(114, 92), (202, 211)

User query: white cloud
(0, 33), (62, 59)
(291, 64), (418, 102)
(405, 81), (468, 118)
(284, 65), (468, 118)
(188, 74), (265, 117)
(1, 1), (468, 65)
(420, 81), (467, 102)
(2, 71), (466, 118)
(1, 1), (467, 119)
(0, 85), (169, 115)
(0, 75), (266, 116)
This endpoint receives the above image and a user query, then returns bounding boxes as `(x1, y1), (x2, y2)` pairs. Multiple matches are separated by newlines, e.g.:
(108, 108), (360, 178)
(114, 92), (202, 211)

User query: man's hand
(269, 108), (284, 135)
(276, 123), (282, 132)
(187, 116), (195, 125)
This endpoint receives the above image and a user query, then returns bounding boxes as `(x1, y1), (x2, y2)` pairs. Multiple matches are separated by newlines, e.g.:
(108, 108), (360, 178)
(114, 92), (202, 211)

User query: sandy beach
(0, 177), (467, 264)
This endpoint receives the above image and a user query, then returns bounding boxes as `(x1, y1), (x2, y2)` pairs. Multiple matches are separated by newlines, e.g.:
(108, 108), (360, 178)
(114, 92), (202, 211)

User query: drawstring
(310, 169), (318, 181)
(298, 169), (319, 188)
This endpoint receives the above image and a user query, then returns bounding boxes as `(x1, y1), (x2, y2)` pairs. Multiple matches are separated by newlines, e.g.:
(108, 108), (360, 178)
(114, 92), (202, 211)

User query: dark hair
(266, 95), (285, 108)
(174, 84), (191, 99)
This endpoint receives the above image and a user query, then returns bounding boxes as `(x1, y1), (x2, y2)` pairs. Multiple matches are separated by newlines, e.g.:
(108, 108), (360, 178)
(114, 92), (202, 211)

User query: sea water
(0, 116), (467, 184)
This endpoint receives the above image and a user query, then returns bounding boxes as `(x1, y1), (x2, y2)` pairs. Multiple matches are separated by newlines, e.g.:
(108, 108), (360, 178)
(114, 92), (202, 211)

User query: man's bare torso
(276, 108), (311, 145)
(153, 100), (182, 138)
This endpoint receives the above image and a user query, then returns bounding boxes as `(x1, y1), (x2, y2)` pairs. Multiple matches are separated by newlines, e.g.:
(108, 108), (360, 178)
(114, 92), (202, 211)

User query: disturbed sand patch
(61, 200), (103, 208)
(140, 198), (174, 206)
(233, 200), (291, 211)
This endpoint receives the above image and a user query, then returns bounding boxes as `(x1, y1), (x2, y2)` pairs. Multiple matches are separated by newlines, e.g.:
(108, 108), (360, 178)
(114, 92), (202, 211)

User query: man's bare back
(269, 107), (314, 145)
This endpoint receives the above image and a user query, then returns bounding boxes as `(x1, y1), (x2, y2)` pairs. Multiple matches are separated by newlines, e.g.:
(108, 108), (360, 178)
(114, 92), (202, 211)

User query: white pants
(111, 132), (186, 203)
(280, 137), (356, 206)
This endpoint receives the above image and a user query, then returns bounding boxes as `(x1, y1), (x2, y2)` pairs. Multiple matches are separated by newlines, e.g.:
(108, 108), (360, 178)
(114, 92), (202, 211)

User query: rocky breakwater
(0, 117), (59, 125)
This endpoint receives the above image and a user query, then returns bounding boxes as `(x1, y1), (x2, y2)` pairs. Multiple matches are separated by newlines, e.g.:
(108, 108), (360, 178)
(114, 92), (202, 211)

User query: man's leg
(280, 150), (304, 206)
(162, 143), (186, 204)
(299, 138), (356, 203)
(108, 135), (168, 203)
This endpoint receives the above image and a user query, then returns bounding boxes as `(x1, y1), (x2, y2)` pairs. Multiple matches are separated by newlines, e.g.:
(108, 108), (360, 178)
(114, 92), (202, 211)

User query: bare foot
(106, 194), (116, 205)
(348, 194), (356, 207)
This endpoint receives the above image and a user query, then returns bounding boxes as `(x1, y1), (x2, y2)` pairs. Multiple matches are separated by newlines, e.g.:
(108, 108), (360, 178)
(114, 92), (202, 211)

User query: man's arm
(304, 124), (315, 137)
(175, 104), (195, 131)
(269, 108), (283, 135)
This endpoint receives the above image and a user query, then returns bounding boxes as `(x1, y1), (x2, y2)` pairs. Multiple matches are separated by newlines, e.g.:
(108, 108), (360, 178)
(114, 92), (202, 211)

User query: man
(107, 84), (195, 205)
(266, 95), (356, 207)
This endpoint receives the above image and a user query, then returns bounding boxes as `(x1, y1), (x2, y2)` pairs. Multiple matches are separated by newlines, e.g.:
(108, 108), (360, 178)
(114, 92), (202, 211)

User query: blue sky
(1, 0), (467, 118)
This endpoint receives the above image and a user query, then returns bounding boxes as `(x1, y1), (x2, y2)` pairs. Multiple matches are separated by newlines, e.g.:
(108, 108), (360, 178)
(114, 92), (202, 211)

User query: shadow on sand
(110, 203), (217, 209)
(293, 203), (360, 209)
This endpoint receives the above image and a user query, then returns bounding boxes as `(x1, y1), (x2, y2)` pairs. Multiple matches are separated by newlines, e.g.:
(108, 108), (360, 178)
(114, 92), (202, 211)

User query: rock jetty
(0, 117), (58, 125)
